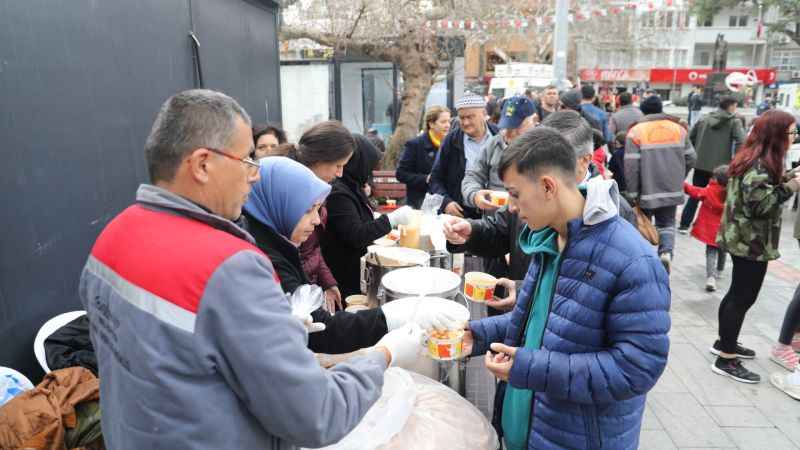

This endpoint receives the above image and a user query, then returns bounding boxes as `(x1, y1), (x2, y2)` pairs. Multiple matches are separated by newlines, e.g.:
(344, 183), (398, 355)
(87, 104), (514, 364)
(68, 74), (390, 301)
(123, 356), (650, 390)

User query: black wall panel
(0, 0), (280, 379)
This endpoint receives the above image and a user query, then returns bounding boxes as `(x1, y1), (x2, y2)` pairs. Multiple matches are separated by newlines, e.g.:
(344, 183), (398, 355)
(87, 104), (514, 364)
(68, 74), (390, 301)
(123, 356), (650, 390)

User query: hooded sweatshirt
(322, 135), (392, 297)
(690, 109), (746, 172)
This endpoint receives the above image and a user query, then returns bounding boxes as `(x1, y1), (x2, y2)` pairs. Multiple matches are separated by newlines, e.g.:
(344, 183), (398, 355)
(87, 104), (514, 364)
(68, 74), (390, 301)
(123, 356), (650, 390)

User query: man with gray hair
(430, 92), (498, 219)
(79, 89), (422, 450)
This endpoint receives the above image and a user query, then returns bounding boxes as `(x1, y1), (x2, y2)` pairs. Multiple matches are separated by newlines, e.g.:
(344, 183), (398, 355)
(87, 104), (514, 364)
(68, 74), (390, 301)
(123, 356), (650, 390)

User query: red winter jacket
(593, 147), (608, 178)
(684, 179), (726, 247)
(299, 205), (338, 290)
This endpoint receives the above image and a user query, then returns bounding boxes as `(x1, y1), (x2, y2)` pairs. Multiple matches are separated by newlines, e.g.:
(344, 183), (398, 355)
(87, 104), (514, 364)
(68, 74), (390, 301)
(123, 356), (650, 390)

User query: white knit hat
(455, 92), (487, 110)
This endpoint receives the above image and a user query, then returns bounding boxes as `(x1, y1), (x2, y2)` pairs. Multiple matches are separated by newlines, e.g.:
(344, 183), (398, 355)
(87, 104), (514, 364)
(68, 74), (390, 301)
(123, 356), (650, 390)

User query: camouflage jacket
(717, 163), (794, 261)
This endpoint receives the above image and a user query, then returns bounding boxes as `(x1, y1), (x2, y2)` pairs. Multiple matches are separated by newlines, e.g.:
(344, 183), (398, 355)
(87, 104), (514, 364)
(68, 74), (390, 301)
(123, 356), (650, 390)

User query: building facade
(577, 4), (774, 102)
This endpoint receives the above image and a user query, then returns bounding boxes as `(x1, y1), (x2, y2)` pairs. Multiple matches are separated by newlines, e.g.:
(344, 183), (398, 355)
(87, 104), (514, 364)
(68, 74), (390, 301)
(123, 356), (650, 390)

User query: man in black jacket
(429, 93), (498, 219)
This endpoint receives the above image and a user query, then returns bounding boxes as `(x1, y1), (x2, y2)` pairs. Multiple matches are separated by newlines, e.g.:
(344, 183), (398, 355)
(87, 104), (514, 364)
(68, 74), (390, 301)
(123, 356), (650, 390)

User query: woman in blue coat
(462, 127), (671, 450)
(396, 105), (451, 208)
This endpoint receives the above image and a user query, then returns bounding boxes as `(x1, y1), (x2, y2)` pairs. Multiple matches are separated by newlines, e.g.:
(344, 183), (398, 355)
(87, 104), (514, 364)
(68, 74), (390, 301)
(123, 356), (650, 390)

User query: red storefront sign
(649, 68), (777, 85)
(579, 69), (650, 82)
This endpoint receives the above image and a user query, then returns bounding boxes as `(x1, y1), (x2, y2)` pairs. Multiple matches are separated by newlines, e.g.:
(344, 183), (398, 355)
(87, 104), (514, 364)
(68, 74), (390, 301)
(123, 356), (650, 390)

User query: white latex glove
(382, 298), (464, 331)
(387, 205), (415, 227)
(376, 323), (426, 368)
(294, 313), (326, 333)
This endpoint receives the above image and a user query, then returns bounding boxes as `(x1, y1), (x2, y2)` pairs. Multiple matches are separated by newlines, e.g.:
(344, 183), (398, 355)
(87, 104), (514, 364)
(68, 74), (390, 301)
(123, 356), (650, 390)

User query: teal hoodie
(502, 226), (561, 450)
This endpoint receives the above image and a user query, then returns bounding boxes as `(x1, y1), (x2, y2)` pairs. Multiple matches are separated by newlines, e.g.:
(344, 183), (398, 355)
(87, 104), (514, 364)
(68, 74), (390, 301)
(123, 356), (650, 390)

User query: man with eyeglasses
(78, 89), (422, 450)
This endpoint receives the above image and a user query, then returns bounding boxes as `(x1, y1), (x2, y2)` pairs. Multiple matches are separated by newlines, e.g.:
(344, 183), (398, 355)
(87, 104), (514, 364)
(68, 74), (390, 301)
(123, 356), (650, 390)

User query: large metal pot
(361, 246), (430, 307)
(381, 266), (463, 303)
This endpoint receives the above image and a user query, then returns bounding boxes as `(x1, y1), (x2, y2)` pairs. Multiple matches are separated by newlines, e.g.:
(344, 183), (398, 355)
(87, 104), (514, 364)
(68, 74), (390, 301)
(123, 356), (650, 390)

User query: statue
(712, 34), (728, 72)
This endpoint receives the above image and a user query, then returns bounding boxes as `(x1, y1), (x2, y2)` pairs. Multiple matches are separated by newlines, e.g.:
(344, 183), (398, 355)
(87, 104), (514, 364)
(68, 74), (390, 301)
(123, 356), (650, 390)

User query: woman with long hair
(711, 110), (800, 384)
(287, 121), (356, 311)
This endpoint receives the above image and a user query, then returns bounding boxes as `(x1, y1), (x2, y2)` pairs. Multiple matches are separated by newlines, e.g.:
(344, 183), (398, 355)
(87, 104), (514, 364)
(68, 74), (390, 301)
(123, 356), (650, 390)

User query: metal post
(553, 0), (569, 89)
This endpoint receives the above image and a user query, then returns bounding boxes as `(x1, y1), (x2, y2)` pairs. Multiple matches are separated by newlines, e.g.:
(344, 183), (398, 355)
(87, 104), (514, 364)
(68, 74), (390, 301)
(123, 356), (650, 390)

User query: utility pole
(553, 0), (570, 89)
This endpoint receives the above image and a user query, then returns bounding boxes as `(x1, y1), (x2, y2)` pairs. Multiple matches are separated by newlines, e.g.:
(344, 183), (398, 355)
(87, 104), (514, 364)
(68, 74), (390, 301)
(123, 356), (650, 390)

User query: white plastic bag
(0, 367), (34, 406)
(308, 369), (498, 450)
(382, 372), (498, 450)
(420, 193), (444, 215)
(289, 284), (325, 316)
(309, 368), (416, 450)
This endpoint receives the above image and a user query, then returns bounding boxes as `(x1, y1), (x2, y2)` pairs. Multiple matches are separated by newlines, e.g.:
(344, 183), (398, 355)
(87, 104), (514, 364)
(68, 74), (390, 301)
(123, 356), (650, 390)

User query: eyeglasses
(789, 130), (799, 137)
(206, 147), (260, 175)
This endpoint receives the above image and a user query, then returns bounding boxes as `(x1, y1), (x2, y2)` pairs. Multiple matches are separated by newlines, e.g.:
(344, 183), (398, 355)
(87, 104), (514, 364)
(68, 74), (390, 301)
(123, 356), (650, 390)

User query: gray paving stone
(648, 392), (735, 448)
(639, 429), (678, 450)
(643, 404), (664, 430)
(723, 427), (799, 450)
(769, 416), (800, 449)
(706, 406), (774, 428)
(652, 366), (690, 394)
(666, 343), (753, 407)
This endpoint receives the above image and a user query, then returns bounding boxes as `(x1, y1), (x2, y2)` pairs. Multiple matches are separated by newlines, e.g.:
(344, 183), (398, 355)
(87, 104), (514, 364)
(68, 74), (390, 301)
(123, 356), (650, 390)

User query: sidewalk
(640, 205), (800, 449)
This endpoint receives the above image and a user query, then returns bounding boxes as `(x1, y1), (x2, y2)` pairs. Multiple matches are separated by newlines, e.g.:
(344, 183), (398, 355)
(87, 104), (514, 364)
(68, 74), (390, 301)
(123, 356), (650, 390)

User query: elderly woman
(243, 157), (456, 354)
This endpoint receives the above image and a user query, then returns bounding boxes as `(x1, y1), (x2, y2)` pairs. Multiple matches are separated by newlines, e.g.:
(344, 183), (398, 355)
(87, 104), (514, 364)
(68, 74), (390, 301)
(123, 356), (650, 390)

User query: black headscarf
(340, 134), (382, 208)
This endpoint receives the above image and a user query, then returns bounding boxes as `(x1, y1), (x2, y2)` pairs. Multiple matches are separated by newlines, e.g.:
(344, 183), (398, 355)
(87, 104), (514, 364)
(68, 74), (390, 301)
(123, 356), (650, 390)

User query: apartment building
(577, 4), (775, 102)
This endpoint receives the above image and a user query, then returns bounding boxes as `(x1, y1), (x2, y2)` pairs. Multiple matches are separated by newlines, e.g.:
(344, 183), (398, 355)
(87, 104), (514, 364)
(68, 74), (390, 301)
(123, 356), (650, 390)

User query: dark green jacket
(718, 163), (794, 261)
(690, 110), (745, 172)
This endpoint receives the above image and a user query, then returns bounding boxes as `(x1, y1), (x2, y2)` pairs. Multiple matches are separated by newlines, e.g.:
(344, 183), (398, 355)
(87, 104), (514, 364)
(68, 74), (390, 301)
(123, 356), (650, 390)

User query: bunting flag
(424, 0), (687, 30)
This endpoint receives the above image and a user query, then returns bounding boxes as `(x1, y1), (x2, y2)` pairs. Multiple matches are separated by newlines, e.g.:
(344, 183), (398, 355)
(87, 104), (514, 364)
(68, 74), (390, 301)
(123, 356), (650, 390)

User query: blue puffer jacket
(469, 179), (671, 450)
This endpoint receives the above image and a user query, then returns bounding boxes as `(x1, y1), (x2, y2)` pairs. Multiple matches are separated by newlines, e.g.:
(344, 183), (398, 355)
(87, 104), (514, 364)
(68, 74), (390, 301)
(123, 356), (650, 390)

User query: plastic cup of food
(426, 329), (465, 360)
(464, 272), (498, 302)
(490, 191), (509, 207)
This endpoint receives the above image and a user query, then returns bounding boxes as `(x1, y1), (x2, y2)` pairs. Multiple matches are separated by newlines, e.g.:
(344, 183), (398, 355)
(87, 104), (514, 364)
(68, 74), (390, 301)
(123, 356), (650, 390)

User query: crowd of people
(425, 85), (800, 403)
(8, 82), (799, 450)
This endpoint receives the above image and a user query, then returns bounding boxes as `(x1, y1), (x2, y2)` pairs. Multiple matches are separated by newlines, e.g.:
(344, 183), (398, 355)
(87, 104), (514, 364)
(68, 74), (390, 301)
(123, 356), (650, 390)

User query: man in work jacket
(78, 89), (422, 450)
(625, 94), (696, 273)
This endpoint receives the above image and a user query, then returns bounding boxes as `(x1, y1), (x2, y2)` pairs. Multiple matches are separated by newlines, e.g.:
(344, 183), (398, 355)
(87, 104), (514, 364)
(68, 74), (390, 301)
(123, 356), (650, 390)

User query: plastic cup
(464, 272), (498, 302)
(490, 191), (509, 207)
(426, 329), (465, 360)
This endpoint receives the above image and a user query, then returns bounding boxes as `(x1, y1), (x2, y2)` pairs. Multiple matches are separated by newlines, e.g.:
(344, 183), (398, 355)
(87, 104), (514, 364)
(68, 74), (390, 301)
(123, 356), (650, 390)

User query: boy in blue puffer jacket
(461, 126), (671, 450)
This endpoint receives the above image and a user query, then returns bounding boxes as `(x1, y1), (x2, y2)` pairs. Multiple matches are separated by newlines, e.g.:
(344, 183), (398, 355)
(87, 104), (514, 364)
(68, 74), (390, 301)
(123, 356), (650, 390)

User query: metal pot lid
(381, 267), (462, 296)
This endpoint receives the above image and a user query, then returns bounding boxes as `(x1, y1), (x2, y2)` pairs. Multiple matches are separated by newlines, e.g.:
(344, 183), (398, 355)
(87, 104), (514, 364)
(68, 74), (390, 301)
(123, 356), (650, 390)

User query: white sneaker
(660, 253), (672, 274)
(705, 277), (716, 292)
(770, 371), (800, 401)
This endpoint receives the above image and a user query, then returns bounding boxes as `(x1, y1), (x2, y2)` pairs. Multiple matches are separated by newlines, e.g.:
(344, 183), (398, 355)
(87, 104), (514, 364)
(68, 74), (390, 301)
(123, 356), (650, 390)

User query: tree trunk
(384, 60), (436, 169)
